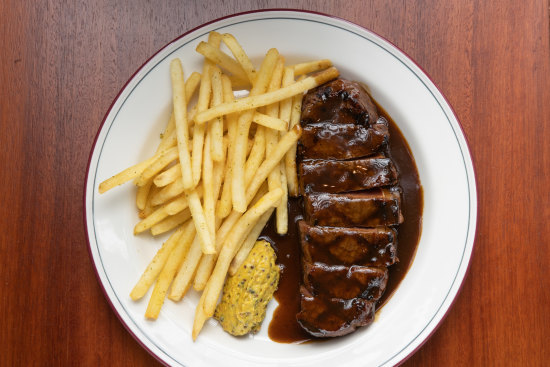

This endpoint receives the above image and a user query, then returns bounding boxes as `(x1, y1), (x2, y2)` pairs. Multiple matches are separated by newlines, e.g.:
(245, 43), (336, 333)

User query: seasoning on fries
(98, 31), (337, 340)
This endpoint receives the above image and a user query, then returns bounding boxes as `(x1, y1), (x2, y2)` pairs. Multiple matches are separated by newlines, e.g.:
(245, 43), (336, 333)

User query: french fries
(285, 93), (303, 197)
(98, 156), (157, 193)
(194, 66), (339, 123)
(185, 189), (214, 254)
(129, 224), (187, 300)
(153, 163), (181, 187)
(215, 75), (238, 219)
(232, 48), (280, 212)
(276, 162), (289, 234)
(171, 59), (194, 190)
(136, 179), (154, 210)
(168, 234), (202, 301)
(229, 207), (274, 275)
(191, 63), (211, 186)
(209, 66), (225, 162)
(150, 208), (192, 236)
(243, 126), (265, 186)
(276, 68), (295, 234)
(291, 59), (332, 75)
(221, 33), (256, 83)
(201, 188), (283, 316)
(196, 41), (250, 85)
(98, 31), (337, 340)
(251, 112), (288, 131)
(136, 147), (179, 186)
(144, 220), (196, 319)
(133, 197), (181, 234)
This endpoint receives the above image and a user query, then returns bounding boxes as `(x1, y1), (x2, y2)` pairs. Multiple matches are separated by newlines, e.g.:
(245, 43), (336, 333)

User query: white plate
(84, 9), (477, 367)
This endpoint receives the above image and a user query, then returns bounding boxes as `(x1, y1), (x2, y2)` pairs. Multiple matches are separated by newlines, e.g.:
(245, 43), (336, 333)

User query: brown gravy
(262, 102), (423, 344)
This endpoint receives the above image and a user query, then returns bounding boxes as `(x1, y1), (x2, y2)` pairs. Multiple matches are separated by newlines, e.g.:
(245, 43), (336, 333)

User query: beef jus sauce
(262, 100), (423, 344)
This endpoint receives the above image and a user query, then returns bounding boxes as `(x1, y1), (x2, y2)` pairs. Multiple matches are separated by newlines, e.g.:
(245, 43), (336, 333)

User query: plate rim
(83, 8), (478, 367)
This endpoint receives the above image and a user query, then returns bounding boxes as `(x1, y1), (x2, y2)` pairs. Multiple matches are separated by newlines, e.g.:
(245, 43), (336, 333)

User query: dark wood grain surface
(1, 1), (548, 366)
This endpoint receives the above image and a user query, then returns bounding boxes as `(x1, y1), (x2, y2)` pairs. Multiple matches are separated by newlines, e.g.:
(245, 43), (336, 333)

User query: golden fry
(195, 41), (249, 84)
(274, 70), (294, 232)
(192, 288), (209, 340)
(151, 179), (203, 208)
(192, 212), (239, 291)
(139, 183), (161, 219)
(191, 63), (211, 187)
(231, 49), (279, 212)
(185, 71), (202, 102)
(291, 59), (332, 75)
(144, 221), (195, 319)
(134, 204), (170, 234)
(221, 33), (256, 83)
(98, 156), (157, 193)
(265, 61), (282, 199)
(216, 75), (237, 218)
(157, 119), (177, 154)
(202, 188), (283, 317)
(245, 125), (302, 205)
(136, 179), (154, 210)
(130, 225), (186, 300)
(243, 126), (265, 186)
(136, 147), (179, 186)
(229, 207), (274, 275)
(170, 59), (194, 190)
(165, 195), (189, 216)
(202, 133), (216, 247)
(168, 234), (202, 301)
(186, 189), (214, 254)
(193, 183), (267, 292)
(285, 93), (303, 196)
(150, 208), (192, 236)
(279, 67), (294, 124)
(153, 163), (181, 187)
(209, 66), (224, 162)
(251, 112), (288, 131)
(195, 67), (339, 124)
(265, 56), (284, 118)
(276, 162), (288, 234)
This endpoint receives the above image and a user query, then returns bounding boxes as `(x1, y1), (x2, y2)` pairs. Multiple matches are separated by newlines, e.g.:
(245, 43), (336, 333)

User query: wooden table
(1, 1), (548, 366)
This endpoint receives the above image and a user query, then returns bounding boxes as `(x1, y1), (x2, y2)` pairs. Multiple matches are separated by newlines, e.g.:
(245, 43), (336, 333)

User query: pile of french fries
(98, 31), (338, 339)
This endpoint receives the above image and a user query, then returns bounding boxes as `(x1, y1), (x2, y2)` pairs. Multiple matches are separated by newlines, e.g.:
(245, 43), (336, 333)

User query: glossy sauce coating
(299, 155), (398, 194)
(303, 263), (388, 300)
(265, 100), (423, 343)
(300, 120), (388, 160)
(304, 189), (403, 227)
(299, 221), (398, 267)
(298, 79), (387, 161)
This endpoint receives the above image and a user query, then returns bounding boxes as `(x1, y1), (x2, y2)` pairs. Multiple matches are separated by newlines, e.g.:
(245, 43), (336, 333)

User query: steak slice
(304, 189), (403, 227)
(300, 79), (379, 126)
(303, 263), (388, 301)
(297, 287), (376, 338)
(299, 221), (398, 267)
(299, 156), (398, 194)
(299, 118), (389, 160)
(299, 78), (387, 160)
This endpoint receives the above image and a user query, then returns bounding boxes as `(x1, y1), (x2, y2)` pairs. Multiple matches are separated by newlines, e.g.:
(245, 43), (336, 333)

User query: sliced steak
(299, 78), (388, 160)
(303, 263), (388, 301)
(301, 79), (379, 126)
(295, 79), (405, 338)
(299, 156), (398, 194)
(297, 287), (376, 338)
(299, 118), (389, 160)
(299, 221), (398, 267)
(304, 189), (403, 227)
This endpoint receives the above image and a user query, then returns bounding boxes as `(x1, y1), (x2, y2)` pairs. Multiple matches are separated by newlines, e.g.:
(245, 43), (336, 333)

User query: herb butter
(214, 240), (280, 336)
